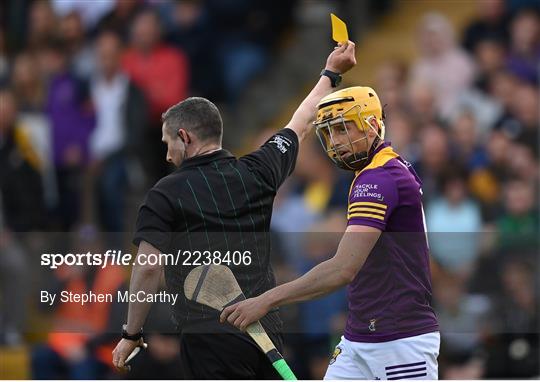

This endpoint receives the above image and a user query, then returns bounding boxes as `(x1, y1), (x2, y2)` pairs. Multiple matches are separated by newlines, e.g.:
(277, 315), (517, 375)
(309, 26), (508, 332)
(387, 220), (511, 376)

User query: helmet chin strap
(344, 132), (381, 171)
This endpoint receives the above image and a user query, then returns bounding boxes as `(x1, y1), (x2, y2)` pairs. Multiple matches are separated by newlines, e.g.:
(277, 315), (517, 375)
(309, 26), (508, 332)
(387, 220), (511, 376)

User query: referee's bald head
(162, 97), (223, 144)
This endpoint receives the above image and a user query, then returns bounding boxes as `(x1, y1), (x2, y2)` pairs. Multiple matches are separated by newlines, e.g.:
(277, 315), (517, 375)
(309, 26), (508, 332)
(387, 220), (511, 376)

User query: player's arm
(285, 41), (356, 142)
(221, 224), (380, 330)
(112, 240), (162, 370)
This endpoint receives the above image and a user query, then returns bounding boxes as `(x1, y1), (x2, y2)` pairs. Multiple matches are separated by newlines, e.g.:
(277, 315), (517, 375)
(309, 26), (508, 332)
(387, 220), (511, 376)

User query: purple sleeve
(347, 169), (398, 230)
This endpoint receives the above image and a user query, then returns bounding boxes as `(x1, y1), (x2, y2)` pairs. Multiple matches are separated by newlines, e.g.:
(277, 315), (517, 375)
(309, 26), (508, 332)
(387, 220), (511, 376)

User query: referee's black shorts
(180, 320), (284, 379)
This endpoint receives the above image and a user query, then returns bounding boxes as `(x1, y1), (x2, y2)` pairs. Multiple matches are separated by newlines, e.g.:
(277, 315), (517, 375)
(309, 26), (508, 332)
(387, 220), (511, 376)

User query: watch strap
(320, 69), (342, 87)
(122, 324), (143, 341)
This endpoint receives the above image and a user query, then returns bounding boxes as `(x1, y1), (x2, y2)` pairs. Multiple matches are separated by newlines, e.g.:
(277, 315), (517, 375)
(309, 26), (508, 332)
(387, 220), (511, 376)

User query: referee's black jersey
(133, 128), (299, 334)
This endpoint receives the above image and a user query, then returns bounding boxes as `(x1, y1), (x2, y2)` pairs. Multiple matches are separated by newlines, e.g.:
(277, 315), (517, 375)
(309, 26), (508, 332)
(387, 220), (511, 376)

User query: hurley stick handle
(245, 323), (297, 380)
(272, 358), (297, 380)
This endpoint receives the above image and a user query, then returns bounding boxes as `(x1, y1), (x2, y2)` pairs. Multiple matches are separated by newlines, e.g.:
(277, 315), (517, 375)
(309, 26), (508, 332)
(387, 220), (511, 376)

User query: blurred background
(0, 0), (538, 379)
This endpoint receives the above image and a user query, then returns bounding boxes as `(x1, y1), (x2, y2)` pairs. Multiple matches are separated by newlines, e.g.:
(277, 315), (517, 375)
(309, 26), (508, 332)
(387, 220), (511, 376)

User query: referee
(112, 41), (356, 378)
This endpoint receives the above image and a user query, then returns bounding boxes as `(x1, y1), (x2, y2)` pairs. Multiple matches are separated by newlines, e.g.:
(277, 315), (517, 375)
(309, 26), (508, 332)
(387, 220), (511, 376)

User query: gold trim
(347, 213), (385, 221)
(348, 207), (386, 216)
(349, 201), (387, 210)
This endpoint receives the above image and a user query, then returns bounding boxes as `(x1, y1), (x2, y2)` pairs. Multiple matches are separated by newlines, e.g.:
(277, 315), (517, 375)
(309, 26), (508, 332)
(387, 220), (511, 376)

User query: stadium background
(0, 0), (538, 379)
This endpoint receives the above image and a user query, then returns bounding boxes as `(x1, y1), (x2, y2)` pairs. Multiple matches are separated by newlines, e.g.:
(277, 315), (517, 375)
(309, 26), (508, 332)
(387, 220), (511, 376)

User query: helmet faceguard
(314, 87), (385, 171)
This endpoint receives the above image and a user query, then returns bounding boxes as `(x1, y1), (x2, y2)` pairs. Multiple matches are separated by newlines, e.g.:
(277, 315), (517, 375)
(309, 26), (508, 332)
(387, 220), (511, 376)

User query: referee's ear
(177, 129), (191, 144)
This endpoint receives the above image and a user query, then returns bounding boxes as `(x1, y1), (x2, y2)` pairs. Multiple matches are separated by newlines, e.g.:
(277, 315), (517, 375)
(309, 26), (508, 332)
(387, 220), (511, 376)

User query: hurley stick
(184, 265), (297, 380)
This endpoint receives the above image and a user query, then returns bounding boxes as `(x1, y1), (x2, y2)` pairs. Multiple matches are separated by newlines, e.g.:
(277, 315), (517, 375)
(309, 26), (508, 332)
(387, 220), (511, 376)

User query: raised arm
(285, 41), (356, 142)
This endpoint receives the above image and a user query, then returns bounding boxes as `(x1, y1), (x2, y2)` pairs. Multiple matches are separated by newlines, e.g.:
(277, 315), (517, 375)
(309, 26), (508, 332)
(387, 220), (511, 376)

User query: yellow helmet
(314, 86), (385, 171)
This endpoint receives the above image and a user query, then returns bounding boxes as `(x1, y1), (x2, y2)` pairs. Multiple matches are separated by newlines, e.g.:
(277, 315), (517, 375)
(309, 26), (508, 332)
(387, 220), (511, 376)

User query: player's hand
(220, 296), (271, 331)
(112, 338), (144, 372)
(325, 40), (356, 74)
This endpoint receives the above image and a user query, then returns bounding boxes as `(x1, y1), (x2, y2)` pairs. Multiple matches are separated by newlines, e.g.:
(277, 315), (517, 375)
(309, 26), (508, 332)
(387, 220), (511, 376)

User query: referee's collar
(178, 149), (235, 169)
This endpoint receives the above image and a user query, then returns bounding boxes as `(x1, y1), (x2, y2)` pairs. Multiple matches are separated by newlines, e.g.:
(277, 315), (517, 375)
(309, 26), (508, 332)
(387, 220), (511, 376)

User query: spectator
(411, 12), (476, 120)
(493, 80), (539, 156)
(488, 70), (519, 114)
(93, 0), (144, 42)
(484, 130), (513, 181)
(450, 38), (504, 136)
(473, 37), (507, 91)
(0, 87), (45, 231)
(375, 60), (408, 112)
(11, 52), (45, 112)
(11, 51), (57, 210)
(25, 0), (57, 51)
(122, 9), (189, 123)
(496, 179), (538, 251)
(122, 9), (189, 180)
(59, 11), (96, 80)
(449, 112), (489, 171)
(89, 31), (147, 232)
(507, 143), (539, 182)
(506, 8), (540, 84)
(468, 130), (510, 220)
(11, 51), (50, 164)
(385, 111), (420, 163)
(413, 125), (450, 199)
(426, 168), (483, 273)
(42, 39), (95, 230)
(509, 84), (539, 156)
(406, 80), (440, 127)
(166, 1), (220, 99)
(463, 0), (509, 52)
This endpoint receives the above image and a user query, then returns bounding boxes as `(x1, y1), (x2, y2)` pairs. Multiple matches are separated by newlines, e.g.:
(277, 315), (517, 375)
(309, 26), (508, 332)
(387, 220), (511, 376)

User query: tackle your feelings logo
(329, 346), (342, 365)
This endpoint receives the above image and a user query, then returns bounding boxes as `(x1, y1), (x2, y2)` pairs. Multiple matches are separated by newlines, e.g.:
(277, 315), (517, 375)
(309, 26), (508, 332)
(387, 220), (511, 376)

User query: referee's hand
(112, 338), (144, 372)
(220, 295), (270, 331)
(325, 40), (356, 75)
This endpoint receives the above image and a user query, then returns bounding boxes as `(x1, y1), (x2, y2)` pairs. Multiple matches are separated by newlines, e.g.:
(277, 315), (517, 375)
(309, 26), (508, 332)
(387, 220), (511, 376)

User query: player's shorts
(324, 331), (440, 380)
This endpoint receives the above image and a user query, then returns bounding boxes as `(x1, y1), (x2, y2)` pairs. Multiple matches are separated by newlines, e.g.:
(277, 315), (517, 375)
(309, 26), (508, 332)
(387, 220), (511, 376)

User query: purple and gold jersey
(345, 142), (439, 343)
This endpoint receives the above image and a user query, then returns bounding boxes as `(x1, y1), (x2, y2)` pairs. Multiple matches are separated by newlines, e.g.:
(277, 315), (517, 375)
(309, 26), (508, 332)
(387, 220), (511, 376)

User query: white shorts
(324, 332), (440, 380)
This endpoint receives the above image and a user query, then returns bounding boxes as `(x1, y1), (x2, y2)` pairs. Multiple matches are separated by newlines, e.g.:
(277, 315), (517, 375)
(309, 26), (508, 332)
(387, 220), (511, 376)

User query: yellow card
(331, 13), (348, 43)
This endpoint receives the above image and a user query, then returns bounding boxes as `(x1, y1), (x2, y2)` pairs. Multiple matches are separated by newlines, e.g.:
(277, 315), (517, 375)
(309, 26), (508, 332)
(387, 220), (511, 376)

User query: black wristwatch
(320, 69), (342, 87)
(122, 324), (143, 341)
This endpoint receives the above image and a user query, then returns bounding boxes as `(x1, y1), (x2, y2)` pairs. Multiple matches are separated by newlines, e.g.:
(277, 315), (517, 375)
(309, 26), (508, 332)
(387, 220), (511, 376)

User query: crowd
(0, 0), (538, 379)
(1, 0), (296, 234)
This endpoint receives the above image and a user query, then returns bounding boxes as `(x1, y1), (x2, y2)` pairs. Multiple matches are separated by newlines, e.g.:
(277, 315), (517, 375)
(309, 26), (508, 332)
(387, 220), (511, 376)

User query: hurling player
(222, 87), (440, 380)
